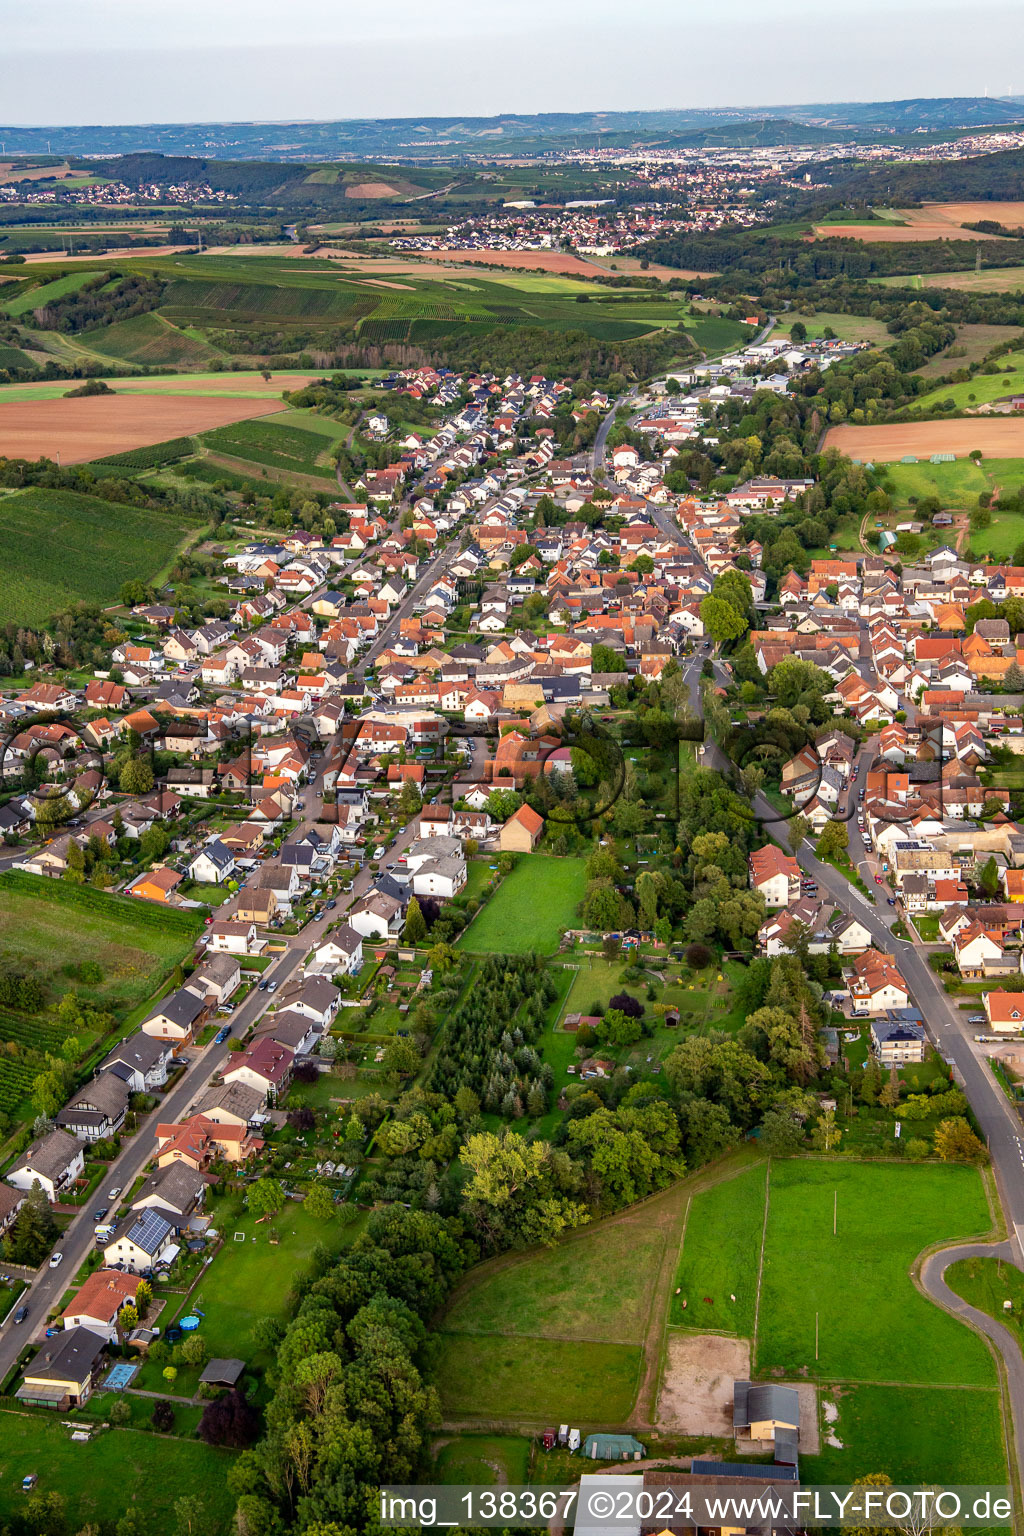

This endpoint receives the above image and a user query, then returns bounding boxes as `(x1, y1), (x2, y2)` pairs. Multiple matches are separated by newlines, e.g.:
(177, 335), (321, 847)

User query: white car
(49, 1252), (63, 1269)
(107, 1187), (122, 1200)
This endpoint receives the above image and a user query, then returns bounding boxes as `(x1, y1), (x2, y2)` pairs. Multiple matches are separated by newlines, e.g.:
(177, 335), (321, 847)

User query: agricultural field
(911, 349), (1024, 410)
(769, 311), (892, 346)
(78, 311), (225, 367)
(0, 486), (195, 624)
(0, 390), (288, 465)
(0, 1410), (237, 1534)
(435, 1184), (687, 1424)
(433, 1435), (531, 1485)
(879, 454), (1024, 514)
(671, 1162), (765, 1332)
(200, 415), (339, 479)
(824, 418), (1024, 462)
(757, 1161), (995, 1385)
(803, 1384), (1006, 1485)
(914, 322), (1024, 378)
(458, 855), (587, 954)
(0, 873), (202, 1010)
(876, 267), (1024, 294)
(0, 268), (95, 316)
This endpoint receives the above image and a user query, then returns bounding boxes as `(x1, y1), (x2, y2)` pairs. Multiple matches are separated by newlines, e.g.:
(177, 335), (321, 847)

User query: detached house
(6, 1128), (84, 1203)
(749, 845), (801, 908)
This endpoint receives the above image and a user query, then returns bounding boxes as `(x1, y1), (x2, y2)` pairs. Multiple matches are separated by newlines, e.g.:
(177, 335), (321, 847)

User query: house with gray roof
(6, 1129), (84, 1202)
(57, 1073), (129, 1142)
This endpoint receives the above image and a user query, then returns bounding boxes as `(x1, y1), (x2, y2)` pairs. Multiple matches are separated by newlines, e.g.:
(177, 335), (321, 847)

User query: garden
(458, 855), (587, 955)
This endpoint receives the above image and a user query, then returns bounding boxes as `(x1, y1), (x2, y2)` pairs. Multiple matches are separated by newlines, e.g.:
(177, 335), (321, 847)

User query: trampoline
(104, 1362), (137, 1391)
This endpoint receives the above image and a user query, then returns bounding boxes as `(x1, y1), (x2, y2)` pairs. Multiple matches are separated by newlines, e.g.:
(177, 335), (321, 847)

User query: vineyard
(0, 1010), (68, 1054)
(79, 312), (224, 368)
(0, 1057), (35, 1120)
(200, 416), (338, 478)
(0, 487), (196, 626)
(161, 277), (376, 328)
(92, 434), (196, 469)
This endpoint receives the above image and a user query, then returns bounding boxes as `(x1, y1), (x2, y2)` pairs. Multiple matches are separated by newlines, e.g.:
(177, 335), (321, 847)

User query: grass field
(803, 1383), (1006, 1483)
(459, 855), (586, 955)
(757, 1160), (995, 1385)
(881, 456), (1024, 519)
(876, 267), (1024, 293)
(433, 1435), (531, 1485)
(0, 1410), (237, 1533)
(0, 872), (201, 1010)
(769, 311), (892, 346)
(945, 1253), (1024, 1352)
(444, 1200), (669, 1346)
(1, 269), (95, 316)
(671, 1163), (765, 1332)
(912, 349), (1024, 411)
(915, 322), (1024, 378)
(0, 487), (194, 625)
(435, 1335), (642, 1422)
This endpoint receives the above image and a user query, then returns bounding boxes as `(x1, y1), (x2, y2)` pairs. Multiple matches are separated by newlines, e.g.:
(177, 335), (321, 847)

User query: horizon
(4, 0), (1023, 125)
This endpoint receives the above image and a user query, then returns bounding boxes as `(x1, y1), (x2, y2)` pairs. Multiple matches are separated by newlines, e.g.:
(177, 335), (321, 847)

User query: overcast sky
(2, 0), (1023, 124)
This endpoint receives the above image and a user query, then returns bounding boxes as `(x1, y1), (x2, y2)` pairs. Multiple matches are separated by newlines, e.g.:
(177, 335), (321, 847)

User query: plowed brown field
(0, 394), (286, 463)
(824, 419), (1024, 461)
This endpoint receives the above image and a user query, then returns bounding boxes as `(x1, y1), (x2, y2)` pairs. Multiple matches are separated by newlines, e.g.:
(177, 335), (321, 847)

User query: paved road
(0, 943), (303, 1380)
(919, 1240), (1024, 1483)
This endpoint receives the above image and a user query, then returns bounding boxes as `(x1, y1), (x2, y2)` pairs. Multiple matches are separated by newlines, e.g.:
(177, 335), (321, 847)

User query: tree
(978, 856), (1001, 901)
(759, 1108), (803, 1156)
(403, 897), (428, 945)
(173, 1496), (206, 1536)
(120, 757), (154, 796)
(248, 1178), (285, 1220)
(788, 815), (810, 854)
(817, 820), (849, 860)
(933, 1117), (987, 1162)
(118, 1304), (139, 1333)
(162, 1366), (178, 1385)
(198, 1387), (260, 1449)
(109, 1398), (131, 1426)
(181, 1332), (208, 1368)
(135, 1278), (153, 1315)
(810, 1107), (841, 1152)
(305, 1182), (335, 1221)
(790, 320), (807, 342)
(699, 594), (746, 645)
(151, 1398), (175, 1431)
(879, 1067), (901, 1110)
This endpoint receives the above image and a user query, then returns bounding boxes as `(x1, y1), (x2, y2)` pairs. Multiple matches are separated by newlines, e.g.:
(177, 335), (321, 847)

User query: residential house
(6, 1129), (84, 1203)
(871, 1010), (927, 1065)
(222, 1038), (293, 1103)
(749, 845), (801, 909)
(140, 986), (207, 1049)
(499, 803), (544, 852)
(103, 1209), (178, 1275)
(99, 1032), (172, 1093)
(16, 1326), (107, 1409)
(60, 1271), (143, 1344)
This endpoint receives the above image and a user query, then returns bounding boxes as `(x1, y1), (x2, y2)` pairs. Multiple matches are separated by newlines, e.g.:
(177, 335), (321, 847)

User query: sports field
(458, 855), (587, 954)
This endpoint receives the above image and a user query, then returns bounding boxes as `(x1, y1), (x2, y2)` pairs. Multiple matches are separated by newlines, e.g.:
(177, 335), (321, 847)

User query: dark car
(92, 1208), (107, 1222)
(213, 1026), (231, 1045)
(326, 899), (336, 909)
(258, 979), (269, 992)
(13, 1306), (27, 1324)
(887, 898), (896, 906)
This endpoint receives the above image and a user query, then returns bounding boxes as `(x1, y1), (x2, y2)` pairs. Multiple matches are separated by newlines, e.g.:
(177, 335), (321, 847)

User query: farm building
(733, 1380), (800, 1464)
(582, 1433), (646, 1461)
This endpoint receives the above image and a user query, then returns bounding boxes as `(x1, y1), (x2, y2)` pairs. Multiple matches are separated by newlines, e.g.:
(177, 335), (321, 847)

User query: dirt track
(0, 394), (285, 463)
(824, 418), (1024, 462)
(658, 1333), (750, 1434)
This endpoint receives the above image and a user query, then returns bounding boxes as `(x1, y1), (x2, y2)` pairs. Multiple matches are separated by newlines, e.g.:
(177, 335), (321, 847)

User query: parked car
(969, 1014), (987, 1025)
(213, 1027), (231, 1045)
(887, 898), (896, 906)
(258, 980), (269, 992)
(92, 1208), (107, 1222)
(266, 981), (277, 993)
(107, 1187), (122, 1200)
(13, 1306), (28, 1324)
(874, 875), (883, 884)
(48, 1252), (63, 1269)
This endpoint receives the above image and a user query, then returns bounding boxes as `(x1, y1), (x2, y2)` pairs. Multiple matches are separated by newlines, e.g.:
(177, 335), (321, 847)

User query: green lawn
(435, 1335), (641, 1422)
(802, 1384), (1006, 1484)
(671, 1163), (766, 1332)
(757, 1160), (996, 1385)
(458, 856), (586, 955)
(0, 487), (195, 626)
(443, 1199), (670, 1346)
(433, 1434), (531, 1485)
(0, 1410), (237, 1533)
(167, 1195), (361, 1362)
(769, 311), (891, 346)
(912, 913), (941, 941)
(945, 1253), (1024, 1352)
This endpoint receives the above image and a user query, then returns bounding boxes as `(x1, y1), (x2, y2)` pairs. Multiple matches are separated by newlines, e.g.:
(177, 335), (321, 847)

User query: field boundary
(751, 1160), (771, 1371)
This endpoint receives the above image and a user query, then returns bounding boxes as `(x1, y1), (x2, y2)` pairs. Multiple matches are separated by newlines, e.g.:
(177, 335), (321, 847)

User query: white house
(6, 1129), (84, 1203)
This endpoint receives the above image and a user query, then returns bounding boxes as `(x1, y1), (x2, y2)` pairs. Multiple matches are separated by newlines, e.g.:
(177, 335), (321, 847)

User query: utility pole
(815, 1311), (819, 1361)
(833, 1188), (837, 1236)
